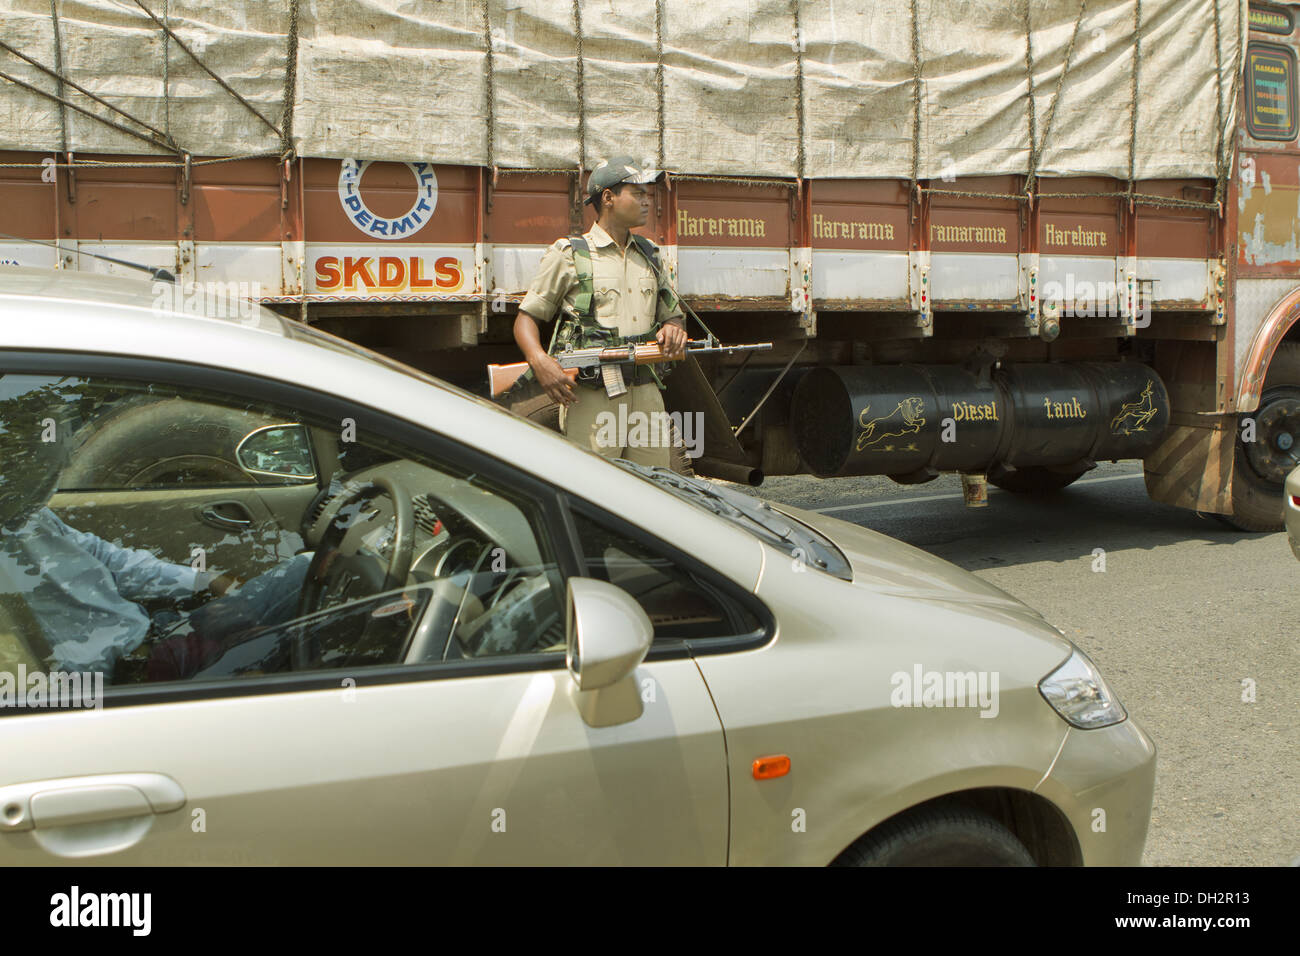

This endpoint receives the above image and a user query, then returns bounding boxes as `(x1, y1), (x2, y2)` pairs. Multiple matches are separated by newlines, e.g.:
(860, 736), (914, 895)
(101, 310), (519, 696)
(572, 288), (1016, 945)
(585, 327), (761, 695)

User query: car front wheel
(832, 807), (1037, 867)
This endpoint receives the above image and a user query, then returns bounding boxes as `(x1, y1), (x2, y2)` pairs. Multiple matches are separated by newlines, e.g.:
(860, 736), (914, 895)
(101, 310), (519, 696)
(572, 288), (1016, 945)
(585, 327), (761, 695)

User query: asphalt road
(726, 461), (1298, 867)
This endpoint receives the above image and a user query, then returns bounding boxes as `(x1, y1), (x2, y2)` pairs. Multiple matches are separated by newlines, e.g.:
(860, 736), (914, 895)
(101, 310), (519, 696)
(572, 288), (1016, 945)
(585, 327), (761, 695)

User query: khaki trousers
(560, 382), (672, 468)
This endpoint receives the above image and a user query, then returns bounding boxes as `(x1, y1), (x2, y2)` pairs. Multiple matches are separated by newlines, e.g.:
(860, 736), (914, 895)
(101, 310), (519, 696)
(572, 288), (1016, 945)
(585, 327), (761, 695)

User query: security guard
(513, 156), (687, 467)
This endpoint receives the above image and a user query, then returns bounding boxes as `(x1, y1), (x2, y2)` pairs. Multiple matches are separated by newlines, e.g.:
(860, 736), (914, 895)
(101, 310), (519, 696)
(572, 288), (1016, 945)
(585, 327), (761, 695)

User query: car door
(0, 354), (728, 865)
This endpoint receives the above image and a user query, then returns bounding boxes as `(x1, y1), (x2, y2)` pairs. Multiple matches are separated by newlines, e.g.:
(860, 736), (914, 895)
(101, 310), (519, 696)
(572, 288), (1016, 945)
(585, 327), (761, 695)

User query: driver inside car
(0, 387), (312, 684)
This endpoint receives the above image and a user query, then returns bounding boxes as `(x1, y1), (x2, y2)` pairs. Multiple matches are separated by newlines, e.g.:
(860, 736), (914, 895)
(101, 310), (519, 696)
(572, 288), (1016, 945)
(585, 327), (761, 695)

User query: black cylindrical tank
(791, 362), (1169, 478)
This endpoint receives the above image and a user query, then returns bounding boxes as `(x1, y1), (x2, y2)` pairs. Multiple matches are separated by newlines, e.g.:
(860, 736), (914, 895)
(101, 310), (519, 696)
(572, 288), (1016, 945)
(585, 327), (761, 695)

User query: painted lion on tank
(856, 397), (927, 451)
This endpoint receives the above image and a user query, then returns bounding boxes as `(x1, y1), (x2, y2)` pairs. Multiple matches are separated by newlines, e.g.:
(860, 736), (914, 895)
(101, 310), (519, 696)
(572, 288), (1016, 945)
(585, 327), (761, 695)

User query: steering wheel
(297, 476), (415, 622)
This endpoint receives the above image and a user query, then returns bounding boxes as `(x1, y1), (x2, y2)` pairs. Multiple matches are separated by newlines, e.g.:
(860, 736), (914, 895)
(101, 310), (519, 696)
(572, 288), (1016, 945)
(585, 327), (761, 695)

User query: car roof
(0, 265), (288, 334)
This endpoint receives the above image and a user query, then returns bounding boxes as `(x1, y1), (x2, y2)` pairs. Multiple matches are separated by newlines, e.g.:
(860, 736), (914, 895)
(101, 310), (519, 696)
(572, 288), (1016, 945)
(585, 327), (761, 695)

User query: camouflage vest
(552, 235), (674, 351)
(521, 234), (679, 393)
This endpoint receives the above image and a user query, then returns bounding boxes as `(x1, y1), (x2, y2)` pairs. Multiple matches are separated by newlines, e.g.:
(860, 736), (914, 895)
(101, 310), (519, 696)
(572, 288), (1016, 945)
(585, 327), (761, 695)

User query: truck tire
(1223, 342), (1300, 532)
(502, 392), (694, 477)
(986, 463), (1089, 494)
(832, 807), (1036, 867)
(60, 398), (281, 488)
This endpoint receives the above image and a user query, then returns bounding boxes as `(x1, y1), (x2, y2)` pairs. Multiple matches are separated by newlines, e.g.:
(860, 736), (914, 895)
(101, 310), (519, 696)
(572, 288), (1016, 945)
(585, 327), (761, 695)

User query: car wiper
(613, 460), (796, 544)
(612, 459), (850, 579)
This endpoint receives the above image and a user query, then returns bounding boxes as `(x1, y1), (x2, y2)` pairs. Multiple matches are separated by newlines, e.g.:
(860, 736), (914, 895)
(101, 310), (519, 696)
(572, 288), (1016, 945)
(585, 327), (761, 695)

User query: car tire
(833, 807), (1037, 867)
(1220, 343), (1300, 532)
(59, 398), (279, 488)
(986, 463), (1089, 494)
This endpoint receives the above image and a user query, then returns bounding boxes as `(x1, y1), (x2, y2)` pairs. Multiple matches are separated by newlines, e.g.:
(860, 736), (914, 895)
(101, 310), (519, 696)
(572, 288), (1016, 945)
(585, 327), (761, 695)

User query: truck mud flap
(662, 355), (755, 478)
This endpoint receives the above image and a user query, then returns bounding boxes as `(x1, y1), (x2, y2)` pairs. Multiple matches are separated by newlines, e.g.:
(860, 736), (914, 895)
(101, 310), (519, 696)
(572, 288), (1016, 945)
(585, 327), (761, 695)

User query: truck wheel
(986, 463), (1089, 494)
(833, 807), (1036, 867)
(60, 399), (281, 488)
(1223, 342), (1300, 532)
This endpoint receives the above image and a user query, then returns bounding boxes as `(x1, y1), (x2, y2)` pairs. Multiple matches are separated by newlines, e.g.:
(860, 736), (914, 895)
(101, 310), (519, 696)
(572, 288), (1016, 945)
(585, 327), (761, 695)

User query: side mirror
(235, 423), (316, 481)
(565, 577), (653, 727)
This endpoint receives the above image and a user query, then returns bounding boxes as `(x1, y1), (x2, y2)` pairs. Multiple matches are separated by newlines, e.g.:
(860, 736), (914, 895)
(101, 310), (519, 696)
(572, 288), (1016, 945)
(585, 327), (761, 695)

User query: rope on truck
(572, 0), (587, 177)
(128, 0), (282, 143)
(792, 0), (806, 186)
(0, 40), (174, 149)
(161, 0), (168, 141)
(1032, 0), (1089, 199)
(0, 152), (282, 169)
(481, 0), (496, 176)
(909, 0), (921, 196)
(282, 0), (300, 162)
(1023, 0), (1039, 200)
(666, 174), (798, 189)
(3, 2), (289, 167)
(655, 0), (666, 173)
(1126, 0), (1141, 207)
(0, 64), (178, 152)
(1213, 0), (1245, 211)
(48, 0), (67, 155)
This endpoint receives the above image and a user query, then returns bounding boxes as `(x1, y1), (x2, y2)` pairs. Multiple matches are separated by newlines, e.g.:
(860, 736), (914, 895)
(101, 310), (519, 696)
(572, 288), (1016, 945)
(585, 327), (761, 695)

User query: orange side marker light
(752, 755), (791, 780)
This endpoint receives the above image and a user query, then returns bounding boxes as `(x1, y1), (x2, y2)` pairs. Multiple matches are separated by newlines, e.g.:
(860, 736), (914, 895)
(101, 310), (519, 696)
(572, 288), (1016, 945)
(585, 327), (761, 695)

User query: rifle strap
(569, 235), (596, 323)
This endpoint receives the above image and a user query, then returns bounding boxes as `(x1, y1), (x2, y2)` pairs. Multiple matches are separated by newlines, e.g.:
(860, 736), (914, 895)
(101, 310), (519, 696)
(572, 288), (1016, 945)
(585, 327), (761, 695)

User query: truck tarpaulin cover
(0, 0), (1245, 181)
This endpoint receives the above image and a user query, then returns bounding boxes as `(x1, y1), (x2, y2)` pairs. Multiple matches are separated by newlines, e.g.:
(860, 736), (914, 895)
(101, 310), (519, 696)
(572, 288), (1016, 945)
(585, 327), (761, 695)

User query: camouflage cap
(584, 155), (659, 206)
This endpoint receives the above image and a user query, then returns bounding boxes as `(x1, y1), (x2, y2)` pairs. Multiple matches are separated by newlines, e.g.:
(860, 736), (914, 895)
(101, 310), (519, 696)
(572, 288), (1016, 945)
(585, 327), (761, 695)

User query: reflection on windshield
(612, 460), (851, 581)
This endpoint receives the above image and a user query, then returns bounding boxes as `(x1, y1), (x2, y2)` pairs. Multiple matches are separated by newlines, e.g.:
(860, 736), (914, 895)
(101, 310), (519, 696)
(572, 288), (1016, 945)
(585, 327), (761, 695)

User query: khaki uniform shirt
(520, 222), (684, 339)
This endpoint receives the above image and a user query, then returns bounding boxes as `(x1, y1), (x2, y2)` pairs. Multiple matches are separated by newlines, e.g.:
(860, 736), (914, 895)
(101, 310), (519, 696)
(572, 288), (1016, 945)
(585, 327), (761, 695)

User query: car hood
(770, 501), (1040, 616)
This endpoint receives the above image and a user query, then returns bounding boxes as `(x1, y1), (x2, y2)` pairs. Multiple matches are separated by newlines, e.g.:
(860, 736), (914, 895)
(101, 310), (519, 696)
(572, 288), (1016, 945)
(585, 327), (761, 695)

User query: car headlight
(1039, 648), (1127, 729)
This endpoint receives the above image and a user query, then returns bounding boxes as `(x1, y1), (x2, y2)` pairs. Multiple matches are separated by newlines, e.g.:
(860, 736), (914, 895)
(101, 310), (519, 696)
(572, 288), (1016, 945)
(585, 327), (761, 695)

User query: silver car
(0, 267), (1154, 865)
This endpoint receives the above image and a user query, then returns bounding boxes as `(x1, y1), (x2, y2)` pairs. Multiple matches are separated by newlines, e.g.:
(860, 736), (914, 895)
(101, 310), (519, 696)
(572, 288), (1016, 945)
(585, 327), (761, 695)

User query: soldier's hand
(657, 322), (687, 360)
(532, 353), (578, 407)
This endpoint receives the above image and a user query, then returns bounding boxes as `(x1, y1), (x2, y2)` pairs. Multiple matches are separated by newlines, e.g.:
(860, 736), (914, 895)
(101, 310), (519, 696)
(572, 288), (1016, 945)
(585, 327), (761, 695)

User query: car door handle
(198, 500), (254, 531)
(0, 773), (186, 832)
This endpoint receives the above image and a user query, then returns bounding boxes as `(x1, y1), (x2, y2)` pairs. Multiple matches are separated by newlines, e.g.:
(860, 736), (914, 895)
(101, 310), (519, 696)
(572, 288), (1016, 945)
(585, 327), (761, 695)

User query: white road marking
(810, 472), (1145, 514)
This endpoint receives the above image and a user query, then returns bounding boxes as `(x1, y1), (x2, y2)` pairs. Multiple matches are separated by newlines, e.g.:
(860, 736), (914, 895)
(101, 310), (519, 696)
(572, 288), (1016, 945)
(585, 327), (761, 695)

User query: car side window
(47, 379), (317, 490)
(568, 505), (761, 642)
(0, 370), (567, 702)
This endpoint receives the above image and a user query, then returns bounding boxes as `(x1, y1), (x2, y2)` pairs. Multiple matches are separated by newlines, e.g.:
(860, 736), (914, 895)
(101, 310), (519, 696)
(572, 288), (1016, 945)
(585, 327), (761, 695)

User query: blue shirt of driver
(0, 508), (209, 674)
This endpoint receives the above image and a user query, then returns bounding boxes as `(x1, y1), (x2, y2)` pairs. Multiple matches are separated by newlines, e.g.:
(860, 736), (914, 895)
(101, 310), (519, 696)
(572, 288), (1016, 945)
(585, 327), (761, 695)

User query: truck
(3, 0), (1298, 530)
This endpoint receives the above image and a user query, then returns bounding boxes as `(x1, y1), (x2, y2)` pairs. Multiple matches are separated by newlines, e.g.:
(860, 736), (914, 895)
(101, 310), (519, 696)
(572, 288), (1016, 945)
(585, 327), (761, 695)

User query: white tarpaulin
(0, 0), (1246, 181)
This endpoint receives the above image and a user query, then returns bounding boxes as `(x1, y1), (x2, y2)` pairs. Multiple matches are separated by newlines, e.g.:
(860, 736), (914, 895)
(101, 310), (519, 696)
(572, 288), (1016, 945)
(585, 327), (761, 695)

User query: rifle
(489, 338), (772, 399)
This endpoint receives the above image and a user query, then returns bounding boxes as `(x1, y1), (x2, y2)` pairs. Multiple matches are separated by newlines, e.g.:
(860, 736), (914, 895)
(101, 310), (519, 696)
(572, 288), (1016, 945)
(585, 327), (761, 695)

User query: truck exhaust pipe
(791, 363), (1170, 479)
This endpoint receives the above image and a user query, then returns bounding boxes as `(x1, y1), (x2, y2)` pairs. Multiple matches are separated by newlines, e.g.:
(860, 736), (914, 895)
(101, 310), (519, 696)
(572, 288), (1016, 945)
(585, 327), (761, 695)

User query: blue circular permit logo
(338, 159), (438, 239)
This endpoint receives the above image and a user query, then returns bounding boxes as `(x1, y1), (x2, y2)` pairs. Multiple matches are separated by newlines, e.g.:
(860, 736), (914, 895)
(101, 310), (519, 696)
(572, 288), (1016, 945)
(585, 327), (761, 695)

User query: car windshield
(611, 460), (851, 581)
